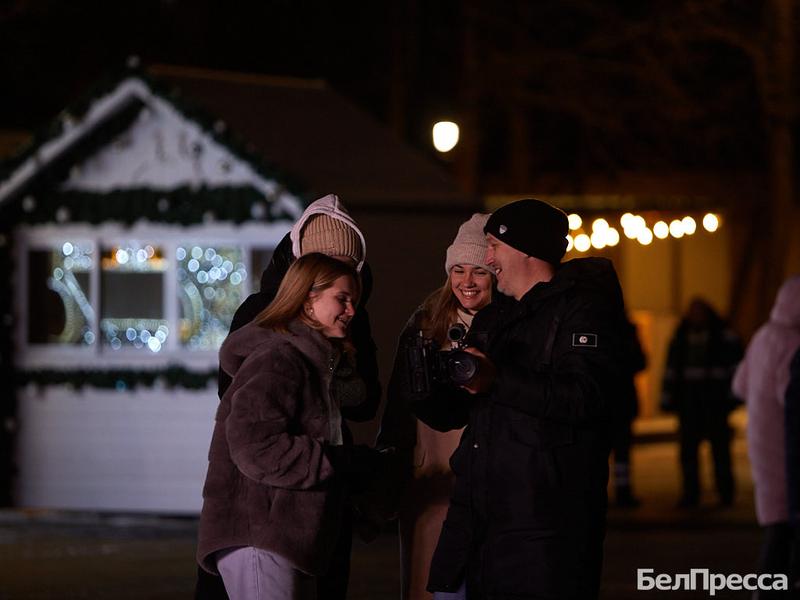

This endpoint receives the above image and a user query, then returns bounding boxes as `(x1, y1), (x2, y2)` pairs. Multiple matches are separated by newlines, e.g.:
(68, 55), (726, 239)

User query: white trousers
(216, 546), (316, 600)
(433, 581), (467, 600)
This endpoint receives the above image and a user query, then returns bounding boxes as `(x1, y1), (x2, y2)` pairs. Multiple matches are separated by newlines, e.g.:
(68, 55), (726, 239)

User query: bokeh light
(432, 121), (460, 152)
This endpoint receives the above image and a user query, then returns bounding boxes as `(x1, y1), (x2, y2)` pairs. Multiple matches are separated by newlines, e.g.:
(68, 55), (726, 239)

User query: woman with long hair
(377, 214), (494, 600)
(197, 193), (380, 600)
(197, 253), (380, 600)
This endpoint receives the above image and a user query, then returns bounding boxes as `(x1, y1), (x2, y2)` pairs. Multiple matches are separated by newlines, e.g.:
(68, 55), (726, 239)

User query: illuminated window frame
(14, 223), (281, 370)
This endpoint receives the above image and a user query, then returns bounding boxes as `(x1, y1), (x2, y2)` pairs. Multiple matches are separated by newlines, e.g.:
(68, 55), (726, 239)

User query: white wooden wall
(16, 384), (218, 513)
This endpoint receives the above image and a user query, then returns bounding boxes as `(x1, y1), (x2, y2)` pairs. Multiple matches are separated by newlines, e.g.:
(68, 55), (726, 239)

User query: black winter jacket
(218, 233), (381, 422)
(661, 314), (742, 417)
(414, 257), (625, 600)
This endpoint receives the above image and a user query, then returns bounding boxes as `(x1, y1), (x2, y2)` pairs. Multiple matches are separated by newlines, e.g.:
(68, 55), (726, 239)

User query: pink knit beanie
(445, 213), (491, 274)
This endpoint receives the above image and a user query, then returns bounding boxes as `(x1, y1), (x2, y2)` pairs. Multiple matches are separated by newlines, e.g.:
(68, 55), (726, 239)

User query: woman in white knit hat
(377, 214), (494, 600)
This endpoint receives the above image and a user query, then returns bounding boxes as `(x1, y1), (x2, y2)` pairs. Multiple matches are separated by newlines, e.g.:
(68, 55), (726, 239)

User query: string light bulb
(620, 213), (636, 229)
(574, 234), (591, 252)
(592, 218), (609, 233)
(590, 231), (607, 249)
(703, 213), (720, 232)
(637, 228), (654, 246)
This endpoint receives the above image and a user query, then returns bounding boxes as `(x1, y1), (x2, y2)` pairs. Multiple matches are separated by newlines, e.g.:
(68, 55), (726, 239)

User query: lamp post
(432, 121), (460, 153)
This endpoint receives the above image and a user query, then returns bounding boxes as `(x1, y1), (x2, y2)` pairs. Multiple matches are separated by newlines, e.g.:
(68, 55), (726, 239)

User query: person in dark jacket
(414, 199), (625, 600)
(612, 319), (646, 507)
(219, 194), (381, 423)
(196, 194), (381, 600)
(662, 298), (742, 508)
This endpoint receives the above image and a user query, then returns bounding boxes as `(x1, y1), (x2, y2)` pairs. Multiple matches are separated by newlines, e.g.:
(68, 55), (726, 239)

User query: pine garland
(17, 365), (218, 391)
(0, 186), (296, 226)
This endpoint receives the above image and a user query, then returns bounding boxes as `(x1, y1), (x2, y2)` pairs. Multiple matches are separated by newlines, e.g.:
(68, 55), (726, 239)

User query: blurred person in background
(662, 298), (743, 508)
(197, 194), (381, 600)
(611, 319), (646, 508)
(376, 214), (494, 600)
(733, 275), (800, 595)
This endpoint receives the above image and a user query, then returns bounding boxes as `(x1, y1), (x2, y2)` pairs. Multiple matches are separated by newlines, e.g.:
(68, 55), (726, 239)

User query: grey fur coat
(197, 319), (345, 575)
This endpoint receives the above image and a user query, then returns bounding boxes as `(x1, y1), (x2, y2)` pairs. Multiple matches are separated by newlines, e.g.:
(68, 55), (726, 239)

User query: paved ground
(0, 414), (770, 599)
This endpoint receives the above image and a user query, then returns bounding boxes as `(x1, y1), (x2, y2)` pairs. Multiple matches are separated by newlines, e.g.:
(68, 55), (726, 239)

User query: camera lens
(447, 350), (477, 385)
(447, 323), (467, 343)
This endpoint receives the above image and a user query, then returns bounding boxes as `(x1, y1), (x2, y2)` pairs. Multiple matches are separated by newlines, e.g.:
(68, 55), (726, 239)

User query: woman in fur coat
(197, 253), (380, 600)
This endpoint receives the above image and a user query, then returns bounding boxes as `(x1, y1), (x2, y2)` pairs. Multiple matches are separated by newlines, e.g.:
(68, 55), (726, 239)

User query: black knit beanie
(484, 199), (569, 264)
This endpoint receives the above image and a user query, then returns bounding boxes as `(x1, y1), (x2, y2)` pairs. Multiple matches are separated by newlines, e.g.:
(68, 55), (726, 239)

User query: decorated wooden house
(0, 64), (473, 513)
(0, 69), (306, 512)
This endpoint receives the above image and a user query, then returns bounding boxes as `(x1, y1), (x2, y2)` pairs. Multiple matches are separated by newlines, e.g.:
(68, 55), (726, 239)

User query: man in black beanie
(414, 199), (626, 599)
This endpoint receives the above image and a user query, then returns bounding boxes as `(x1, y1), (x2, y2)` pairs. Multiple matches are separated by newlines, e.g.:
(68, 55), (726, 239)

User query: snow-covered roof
(0, 68), (304, 225)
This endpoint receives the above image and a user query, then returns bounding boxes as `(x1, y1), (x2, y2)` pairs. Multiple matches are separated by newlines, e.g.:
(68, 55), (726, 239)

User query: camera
(406, 323), (479, 393)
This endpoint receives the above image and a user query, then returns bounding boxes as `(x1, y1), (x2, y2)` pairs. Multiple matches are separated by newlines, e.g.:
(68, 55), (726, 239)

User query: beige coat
(378, 308), (472, 600)
(400, 421), (464, 600)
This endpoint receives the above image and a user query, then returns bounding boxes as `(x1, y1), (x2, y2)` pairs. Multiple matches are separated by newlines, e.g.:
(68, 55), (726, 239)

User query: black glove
(324, 444), (383, 493)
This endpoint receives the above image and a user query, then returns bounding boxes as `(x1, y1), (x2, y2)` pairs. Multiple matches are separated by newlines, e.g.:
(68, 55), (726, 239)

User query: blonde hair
(419, 277), (462, 345)
(419, 267), (493, 345)
(254, 253), (361, 333)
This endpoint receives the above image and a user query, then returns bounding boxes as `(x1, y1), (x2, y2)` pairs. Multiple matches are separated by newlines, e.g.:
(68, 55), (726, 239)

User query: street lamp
(432, 121), (460, 153)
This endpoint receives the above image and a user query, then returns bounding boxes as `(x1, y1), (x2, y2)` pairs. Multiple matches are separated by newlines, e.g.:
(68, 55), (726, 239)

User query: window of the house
(27, 242), (95, 346)
(100, 243), (168, 352)
(177, 244), (247, 350)
(22, 234), (277, 358)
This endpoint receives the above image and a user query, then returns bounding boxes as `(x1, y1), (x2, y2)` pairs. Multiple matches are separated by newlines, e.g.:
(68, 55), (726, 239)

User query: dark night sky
(0, 1), (784, 180)
(0, 1), (403, 126)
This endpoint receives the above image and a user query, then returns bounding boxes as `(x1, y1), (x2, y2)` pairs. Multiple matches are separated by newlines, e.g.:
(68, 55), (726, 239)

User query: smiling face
(485, 234), (556, 300)
(306, 275), (357, 338)
(450, 264), (492, 312)
(485, 233), (536, 299)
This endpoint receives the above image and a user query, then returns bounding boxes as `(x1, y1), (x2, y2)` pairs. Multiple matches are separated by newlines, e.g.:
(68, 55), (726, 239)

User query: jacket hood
(219, 320), (331, 379)
(290, 194), (367, 272)
(258, 233), (374, 307)
(552, 257), (624, 307)
(770, 275), (800, 327)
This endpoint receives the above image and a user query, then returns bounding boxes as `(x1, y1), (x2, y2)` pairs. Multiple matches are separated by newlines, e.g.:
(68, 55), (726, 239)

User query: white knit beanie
(445, 213), (492, 274)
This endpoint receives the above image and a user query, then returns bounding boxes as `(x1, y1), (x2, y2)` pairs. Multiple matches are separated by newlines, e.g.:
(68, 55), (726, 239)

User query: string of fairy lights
(565, 212), (722, 253)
